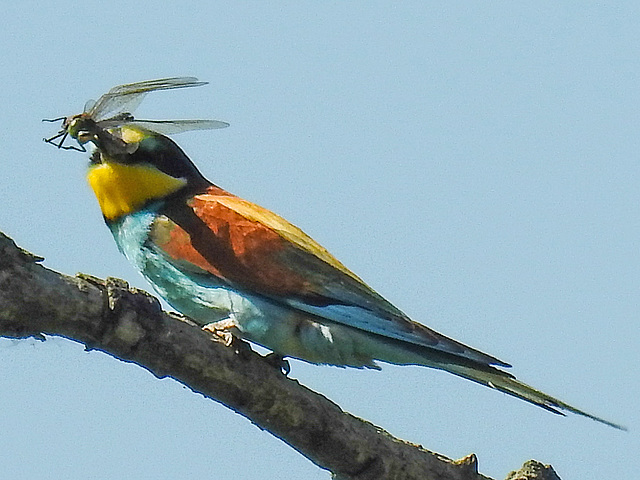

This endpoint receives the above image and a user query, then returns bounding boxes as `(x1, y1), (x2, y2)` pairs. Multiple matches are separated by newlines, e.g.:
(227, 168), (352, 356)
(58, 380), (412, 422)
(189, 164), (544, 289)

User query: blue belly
(108, 211), (273, 337)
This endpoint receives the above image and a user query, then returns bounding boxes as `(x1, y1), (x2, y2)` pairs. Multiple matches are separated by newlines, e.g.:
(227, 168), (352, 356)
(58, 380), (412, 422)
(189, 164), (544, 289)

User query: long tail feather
(445, 363), (626, 430)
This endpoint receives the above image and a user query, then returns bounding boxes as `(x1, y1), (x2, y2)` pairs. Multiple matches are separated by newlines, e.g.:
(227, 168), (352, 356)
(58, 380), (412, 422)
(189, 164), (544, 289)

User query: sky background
(0, 2), (637, 479)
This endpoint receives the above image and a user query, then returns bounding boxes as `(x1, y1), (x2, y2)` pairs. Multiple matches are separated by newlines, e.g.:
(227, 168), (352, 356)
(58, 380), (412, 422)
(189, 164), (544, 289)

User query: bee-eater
(45, 77), (623, 429)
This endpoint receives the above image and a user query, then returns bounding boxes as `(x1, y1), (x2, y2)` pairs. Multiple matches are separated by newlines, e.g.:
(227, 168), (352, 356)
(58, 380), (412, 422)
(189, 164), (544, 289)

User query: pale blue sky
(1, 2), (637, 479)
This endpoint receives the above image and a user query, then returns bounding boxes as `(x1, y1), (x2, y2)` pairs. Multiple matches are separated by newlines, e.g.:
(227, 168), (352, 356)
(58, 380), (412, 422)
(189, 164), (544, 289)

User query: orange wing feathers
(153, 185), (396, 308)
(152, 186), (314, 296)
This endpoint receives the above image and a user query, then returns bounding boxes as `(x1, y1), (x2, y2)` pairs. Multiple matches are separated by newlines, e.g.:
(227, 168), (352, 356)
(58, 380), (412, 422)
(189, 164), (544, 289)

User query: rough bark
(505, 461), (561, 480)
(0, 231), (559, 480)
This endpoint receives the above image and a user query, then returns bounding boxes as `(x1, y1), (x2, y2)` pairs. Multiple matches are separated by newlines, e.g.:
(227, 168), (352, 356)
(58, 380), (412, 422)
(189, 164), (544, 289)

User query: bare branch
(0, 231), (558, 480)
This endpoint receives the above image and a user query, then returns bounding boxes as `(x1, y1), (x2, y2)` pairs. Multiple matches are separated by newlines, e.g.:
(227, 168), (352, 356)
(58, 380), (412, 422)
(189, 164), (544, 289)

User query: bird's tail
(443, 362), (625, 430)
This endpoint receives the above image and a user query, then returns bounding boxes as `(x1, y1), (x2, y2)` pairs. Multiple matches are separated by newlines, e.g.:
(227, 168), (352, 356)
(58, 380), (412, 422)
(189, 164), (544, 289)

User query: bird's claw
(202, 320), (252, 357)
(264, 352), (291, 375)
(202, 319), (237, 346)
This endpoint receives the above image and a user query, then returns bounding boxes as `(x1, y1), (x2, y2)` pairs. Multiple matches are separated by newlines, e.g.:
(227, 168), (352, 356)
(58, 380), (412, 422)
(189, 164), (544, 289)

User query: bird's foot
(202, 319), (237, 347)
(202, 319), (252, 356)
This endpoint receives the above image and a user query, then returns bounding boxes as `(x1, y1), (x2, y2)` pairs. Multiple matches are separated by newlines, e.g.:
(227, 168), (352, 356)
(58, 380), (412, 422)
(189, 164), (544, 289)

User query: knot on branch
(506, 460), (561, 480)
(80, 275), (165, 357)
(453, 453), (479, 475)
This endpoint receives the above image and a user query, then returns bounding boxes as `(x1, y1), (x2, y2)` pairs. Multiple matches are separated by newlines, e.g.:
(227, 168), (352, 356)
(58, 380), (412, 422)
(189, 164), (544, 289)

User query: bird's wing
(151, 186), (508, 366)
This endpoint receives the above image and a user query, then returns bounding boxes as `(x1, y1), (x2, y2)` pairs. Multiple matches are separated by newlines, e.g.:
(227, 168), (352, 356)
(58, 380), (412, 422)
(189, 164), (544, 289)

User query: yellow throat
(87, 160), (187, 221)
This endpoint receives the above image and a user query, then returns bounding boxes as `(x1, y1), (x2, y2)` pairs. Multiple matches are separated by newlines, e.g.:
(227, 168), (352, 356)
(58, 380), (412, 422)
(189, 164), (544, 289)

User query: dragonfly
(44, 77), (229, 154)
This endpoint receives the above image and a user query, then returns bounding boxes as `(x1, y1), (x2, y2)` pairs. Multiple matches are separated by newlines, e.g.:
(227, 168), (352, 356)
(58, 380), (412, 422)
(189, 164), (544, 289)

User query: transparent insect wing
(106, 77), (206, 95)
(128, 119), (230, 135)
(87, 90), (148, 123)
(88, 77), (207, 122)
(83, 99), (97, 113)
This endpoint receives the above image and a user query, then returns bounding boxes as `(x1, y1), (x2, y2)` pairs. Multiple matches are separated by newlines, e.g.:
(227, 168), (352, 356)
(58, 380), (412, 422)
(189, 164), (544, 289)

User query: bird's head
(86, 126), (211, 222)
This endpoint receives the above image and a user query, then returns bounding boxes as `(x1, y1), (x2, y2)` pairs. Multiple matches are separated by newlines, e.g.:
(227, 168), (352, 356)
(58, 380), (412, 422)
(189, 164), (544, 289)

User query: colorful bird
(46, 77), (623, 429)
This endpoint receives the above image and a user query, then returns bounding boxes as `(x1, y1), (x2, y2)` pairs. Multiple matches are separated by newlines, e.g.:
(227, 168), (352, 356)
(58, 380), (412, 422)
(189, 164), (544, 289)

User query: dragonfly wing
(83, 99), (96, 113)
(89, 77), (208, 122)
(106, 77), (206, 95)
(128, 119), (230, 135)
(89, 91), (147, 123)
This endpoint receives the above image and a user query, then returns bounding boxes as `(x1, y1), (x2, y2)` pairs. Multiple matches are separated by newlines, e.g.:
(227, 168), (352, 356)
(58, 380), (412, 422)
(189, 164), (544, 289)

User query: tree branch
(0, 231), (559, 480)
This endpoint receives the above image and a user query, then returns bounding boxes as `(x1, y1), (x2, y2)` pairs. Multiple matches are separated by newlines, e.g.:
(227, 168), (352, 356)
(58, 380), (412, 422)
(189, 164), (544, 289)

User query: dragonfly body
(44, 77), (228, 152)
